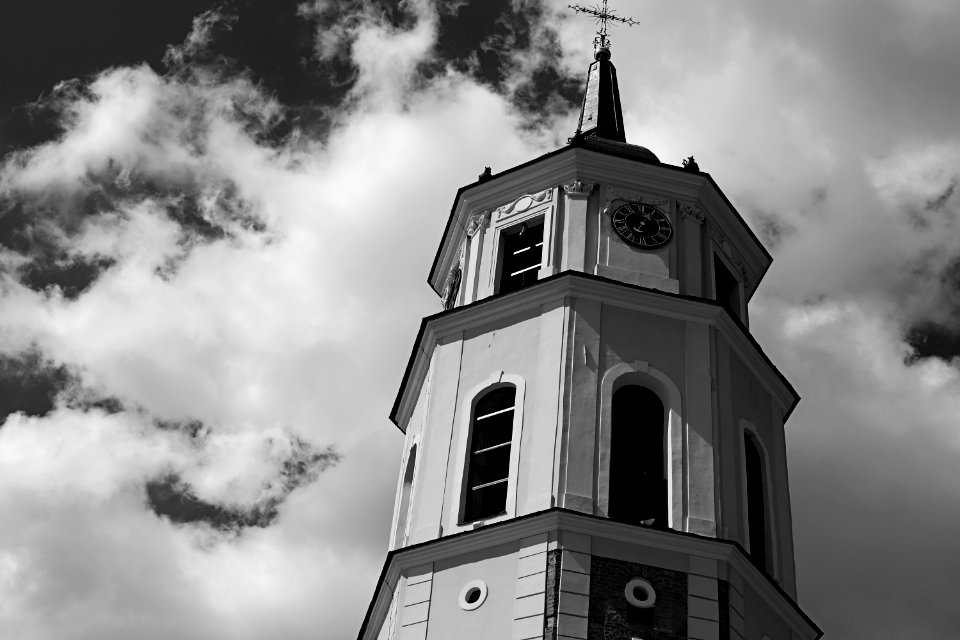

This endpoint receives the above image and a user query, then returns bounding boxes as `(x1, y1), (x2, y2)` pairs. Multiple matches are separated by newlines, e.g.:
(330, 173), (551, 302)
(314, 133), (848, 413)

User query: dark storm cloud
(0, 349), (71, 419)
(146, 474), (279, 530)
(428, 0), (583, 124)
(146, 438), (340, 531)
(904, 254), (960, 362)
(904, 321), (960, 363)
(0, 196), (114, 299)
(0, 0), (222, 153)
(0, 164), (267, 296)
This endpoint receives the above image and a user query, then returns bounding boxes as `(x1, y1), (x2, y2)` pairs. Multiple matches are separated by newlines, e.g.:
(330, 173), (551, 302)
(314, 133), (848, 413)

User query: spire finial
(569, 0), (638, 52)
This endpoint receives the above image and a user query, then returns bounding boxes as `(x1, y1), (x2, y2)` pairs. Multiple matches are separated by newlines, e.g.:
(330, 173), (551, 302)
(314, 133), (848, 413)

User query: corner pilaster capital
(679, 202), (705, 225)
(562, 180), (595, 199)
(465, 210), (491, 237)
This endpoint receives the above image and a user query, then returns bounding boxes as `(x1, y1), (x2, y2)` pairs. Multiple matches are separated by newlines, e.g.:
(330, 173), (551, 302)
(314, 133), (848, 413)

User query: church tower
(358, 10), (821, 640)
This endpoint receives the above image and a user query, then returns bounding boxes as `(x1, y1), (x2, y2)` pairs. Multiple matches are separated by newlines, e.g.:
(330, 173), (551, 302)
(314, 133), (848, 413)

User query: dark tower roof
(576, 47), (626, 143)
(573, 46), (659, 163)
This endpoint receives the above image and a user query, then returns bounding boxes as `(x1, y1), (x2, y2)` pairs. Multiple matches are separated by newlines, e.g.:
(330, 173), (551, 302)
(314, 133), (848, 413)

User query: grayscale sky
(1, 1), (959, 638)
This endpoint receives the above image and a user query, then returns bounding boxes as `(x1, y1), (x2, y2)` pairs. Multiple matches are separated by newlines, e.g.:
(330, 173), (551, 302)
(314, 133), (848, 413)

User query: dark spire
(575, 46), (626, 142)
(569, 2), (637, 143)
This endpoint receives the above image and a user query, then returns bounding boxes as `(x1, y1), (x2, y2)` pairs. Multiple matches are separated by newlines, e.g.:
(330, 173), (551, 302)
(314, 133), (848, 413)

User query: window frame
(711, 248), (745, 322)
(451, 374), (526, 529)
(607, 383), (669, 528)
(597, 362), (683, 531)
(389, 436), (422, 551)
(493, 214), (546, 295)
(478, 188), (559, 301)
(738, 420), (779, 579)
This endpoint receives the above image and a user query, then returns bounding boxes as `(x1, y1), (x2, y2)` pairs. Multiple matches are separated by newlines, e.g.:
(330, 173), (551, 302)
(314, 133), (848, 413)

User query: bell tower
(358, 9), (821, 640)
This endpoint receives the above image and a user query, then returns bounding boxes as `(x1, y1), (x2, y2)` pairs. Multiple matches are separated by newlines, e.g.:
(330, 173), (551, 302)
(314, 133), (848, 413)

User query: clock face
(611, 202), (673, 249)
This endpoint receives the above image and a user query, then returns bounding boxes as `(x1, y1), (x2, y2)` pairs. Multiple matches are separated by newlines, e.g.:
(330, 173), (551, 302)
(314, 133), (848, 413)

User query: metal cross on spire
(569, 0), (639, 51)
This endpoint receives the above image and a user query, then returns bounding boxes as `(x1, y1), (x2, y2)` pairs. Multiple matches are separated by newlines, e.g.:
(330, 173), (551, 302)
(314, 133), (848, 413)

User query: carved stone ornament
(738, 262), (752, 289)
(494, 188), (553, 220)
(710, 230), (753, 288)
(603, 185), (669, 216)
(562, 180), (595, 197)
(679, 202), (705, 224)
(710, 226), (729, 247)
(465, 211), (491, 237)
(441, 245), (465, 310)
(441, 265), (462, 310)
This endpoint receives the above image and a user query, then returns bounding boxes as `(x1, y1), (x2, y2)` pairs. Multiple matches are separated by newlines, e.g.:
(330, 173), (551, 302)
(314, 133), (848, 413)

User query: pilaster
(398, 564), (433, 640)
(560, 180), (594, 273)
(513, 534), (550, 639)
(556, 532), (591, 640)
(409, 335), (463, 544)
(684, 320), (717, 536)
(688, 557), (720, 640)
(560, 297), (601, 514)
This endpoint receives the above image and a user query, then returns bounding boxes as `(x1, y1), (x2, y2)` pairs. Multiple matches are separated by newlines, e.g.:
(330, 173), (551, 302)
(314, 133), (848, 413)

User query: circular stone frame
(624, 578), (656, 608)
(458, 579), (489, 611)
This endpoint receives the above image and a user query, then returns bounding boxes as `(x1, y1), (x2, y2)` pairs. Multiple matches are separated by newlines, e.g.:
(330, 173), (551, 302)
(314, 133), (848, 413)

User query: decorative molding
(679, 202), (705, 225)
(710, 232), (752, 288)
(494, 188), (553, 221)
(562, 180), (595, 198)
(441, 243), (465, 310)
(441, 263), (462, 310)
(602, 185), (669, 216)
(465, 210), (491, 237)
(711, 228), (730, 250)
(737, 261), (752, 289)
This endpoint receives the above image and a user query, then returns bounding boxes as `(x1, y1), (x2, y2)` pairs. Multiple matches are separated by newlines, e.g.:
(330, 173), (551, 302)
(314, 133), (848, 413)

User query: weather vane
(569, 0), (639, 51)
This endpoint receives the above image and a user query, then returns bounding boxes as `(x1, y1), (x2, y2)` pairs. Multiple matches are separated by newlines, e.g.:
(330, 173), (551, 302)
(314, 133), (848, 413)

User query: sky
(0, 0), (959, 638)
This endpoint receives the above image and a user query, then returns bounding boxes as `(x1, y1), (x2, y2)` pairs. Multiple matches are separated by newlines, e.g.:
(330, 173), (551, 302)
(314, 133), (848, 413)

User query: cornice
(357, 508), (821, 640)
(391, 272), (798, 431)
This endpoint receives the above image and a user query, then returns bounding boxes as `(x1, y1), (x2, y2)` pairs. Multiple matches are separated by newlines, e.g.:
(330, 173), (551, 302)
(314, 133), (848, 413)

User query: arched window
(608, 385), (667, 528)
(393, 443), (417, 548)
(744, 433), (771, 572)
(462, 386), (516, 523)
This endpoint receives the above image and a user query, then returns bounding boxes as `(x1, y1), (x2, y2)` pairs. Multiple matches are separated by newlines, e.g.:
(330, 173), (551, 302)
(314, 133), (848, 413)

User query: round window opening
(458, 580), (488, 611)
(624, 578), (656, 608)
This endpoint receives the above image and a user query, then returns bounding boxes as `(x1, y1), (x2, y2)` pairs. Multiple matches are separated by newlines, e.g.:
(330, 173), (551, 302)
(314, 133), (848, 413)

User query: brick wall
(588, 556), (687, 640)
(544, 549), (562, 639)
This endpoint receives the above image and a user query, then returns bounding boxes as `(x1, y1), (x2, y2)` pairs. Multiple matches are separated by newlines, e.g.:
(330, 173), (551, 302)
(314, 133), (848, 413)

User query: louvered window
(462, 386), (516, 522)
(496, 219), (544, 295)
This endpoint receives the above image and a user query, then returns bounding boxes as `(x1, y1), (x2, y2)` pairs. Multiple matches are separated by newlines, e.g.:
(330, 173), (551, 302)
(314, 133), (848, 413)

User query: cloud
(0, 1), (582, 638)
(2, 0), (960, 638)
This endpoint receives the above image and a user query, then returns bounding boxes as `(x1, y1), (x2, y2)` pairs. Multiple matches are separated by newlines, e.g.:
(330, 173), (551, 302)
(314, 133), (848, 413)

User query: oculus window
(462, 386), (516, 523)
(496, 219), (544, 295)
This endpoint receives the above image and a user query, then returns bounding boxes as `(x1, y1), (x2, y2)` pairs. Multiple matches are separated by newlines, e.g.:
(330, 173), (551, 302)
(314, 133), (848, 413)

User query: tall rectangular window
(714, 254), (742, 320)
(496, 219), (544, 295)
(608, 385), (667, 528)
(745, 434), (771, 573)
(462, 386), (516, 523)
